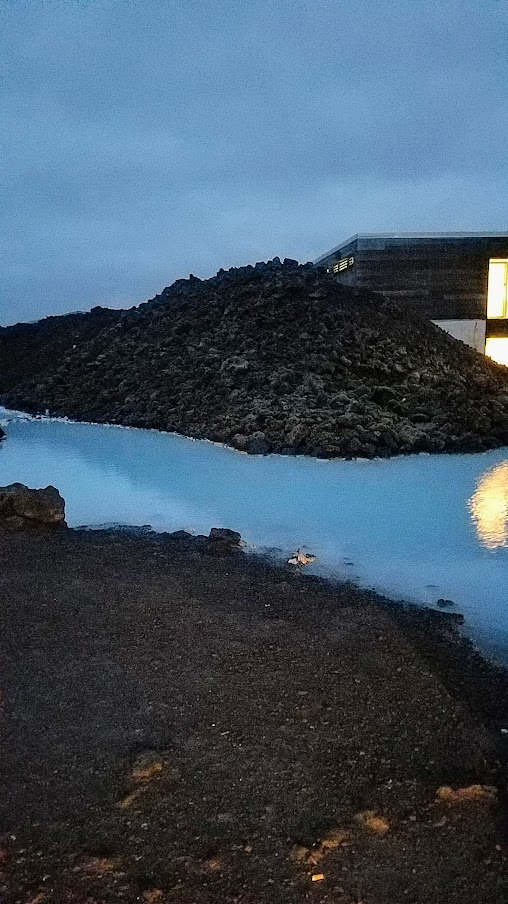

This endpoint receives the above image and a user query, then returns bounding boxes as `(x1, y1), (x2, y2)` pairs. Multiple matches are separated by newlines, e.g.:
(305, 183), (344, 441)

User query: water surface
(1, 408), (508, 662)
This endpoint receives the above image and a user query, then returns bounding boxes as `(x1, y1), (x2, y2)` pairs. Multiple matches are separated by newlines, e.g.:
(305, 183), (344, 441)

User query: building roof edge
(313, 232), (508, 265)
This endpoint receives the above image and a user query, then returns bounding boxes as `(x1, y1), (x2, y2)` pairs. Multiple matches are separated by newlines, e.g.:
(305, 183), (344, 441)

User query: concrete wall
(432, 319), (486, 352)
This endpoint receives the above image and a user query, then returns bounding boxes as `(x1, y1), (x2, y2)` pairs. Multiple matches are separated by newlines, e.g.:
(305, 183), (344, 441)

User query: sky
(1, 0), (508, 325)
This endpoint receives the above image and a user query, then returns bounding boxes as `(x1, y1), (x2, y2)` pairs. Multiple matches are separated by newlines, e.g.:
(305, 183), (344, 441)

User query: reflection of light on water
(469, 461), (508, 549)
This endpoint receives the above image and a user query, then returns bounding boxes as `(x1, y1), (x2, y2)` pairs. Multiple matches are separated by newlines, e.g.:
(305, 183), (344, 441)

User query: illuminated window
(487, 259), (508, 318)
(485, 337), (508, 367)
(332, 256), (355, 274)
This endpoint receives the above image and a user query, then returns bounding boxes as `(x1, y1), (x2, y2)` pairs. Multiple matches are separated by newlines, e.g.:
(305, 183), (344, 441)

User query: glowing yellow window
(486, 337), (508, 367)
(487, 259), (508, 318)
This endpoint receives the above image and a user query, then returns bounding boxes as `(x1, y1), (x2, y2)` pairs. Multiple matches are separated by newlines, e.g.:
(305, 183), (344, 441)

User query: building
(314, 233), (508, 365)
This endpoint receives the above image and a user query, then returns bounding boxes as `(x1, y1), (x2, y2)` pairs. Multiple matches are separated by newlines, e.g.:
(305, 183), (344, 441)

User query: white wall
(432, 319), (486, 353)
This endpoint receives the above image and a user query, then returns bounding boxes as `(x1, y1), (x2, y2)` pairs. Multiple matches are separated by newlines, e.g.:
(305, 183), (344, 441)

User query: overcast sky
(1, 0), (508, 324)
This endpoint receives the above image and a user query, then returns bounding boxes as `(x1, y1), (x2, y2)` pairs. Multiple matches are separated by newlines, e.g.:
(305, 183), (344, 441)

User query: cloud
(1, 0), (507, 323)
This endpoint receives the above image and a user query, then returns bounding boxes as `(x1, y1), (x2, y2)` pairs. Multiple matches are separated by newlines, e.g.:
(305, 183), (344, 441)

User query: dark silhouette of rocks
(2, 258), (508, 458)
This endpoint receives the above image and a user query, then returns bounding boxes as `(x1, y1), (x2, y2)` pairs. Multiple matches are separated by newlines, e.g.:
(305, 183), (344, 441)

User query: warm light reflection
(486, 337), (508, 367)
(468, 460), (508, 549)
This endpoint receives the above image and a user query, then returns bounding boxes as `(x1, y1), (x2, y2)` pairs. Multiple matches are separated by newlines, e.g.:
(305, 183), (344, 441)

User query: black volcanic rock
(2, 259), (508, 458)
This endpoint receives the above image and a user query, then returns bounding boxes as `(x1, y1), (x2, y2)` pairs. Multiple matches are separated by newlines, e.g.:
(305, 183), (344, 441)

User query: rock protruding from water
(3, 259), (508, 458)
(0, 483), (66, 529)
(0, 426), (5, 440)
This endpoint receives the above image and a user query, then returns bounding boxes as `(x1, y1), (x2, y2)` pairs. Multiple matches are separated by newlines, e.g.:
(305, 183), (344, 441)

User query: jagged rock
(206, 526), (242, 555)
(2, 258), (508, 459)
(209, 527), (242, 544)
(231, 433), (249, 452)
(0, 426), (4, 440)
(3, 515), (27, 531)
(169, 529), (194, 542)
(0, 483), (66, 528)
(245, 431), (270, 455)
(286, 422), (309, 446)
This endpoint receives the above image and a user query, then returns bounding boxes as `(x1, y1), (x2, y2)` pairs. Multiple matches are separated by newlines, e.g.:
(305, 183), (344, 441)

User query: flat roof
(314, 232), (508, 264)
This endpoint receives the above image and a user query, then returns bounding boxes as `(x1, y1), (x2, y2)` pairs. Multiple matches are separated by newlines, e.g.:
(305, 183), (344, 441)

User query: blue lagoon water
(1, 407), (508, 662)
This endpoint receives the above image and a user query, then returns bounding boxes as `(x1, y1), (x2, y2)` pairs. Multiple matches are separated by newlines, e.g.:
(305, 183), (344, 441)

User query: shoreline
(6, 408), (508, 669)
(4, 260), (508, 461)
(0, 524), (507, 902)
(4, 403), (508, 464)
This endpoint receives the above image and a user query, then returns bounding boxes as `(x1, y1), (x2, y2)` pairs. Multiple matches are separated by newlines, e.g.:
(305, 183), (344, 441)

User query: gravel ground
(0, 526), (507, 903)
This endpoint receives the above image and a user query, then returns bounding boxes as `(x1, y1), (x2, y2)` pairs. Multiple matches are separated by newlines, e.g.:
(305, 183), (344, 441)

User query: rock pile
(0, 483), (66, 530)
(2, 258), (508, 457)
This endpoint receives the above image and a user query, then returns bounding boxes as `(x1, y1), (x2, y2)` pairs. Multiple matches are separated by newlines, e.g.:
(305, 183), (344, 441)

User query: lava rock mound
(2, 258), (508, 458)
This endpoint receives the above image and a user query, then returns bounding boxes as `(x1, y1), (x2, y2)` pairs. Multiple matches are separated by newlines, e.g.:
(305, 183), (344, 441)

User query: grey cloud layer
(1, 0), (507, 323)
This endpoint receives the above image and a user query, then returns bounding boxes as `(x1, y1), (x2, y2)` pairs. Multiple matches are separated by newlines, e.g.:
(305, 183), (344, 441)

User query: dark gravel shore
(0, 526), (507, 903)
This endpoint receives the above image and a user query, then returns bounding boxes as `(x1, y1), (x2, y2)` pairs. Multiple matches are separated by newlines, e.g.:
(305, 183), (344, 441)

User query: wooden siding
(319, 236), (508, 321)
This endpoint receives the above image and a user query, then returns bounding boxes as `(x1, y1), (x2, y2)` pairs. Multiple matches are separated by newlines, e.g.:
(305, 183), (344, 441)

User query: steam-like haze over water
(2, 408), (508, 664)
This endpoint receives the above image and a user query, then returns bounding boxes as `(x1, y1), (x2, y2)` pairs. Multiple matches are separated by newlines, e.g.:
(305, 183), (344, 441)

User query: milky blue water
(1, 407), (508, 663)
